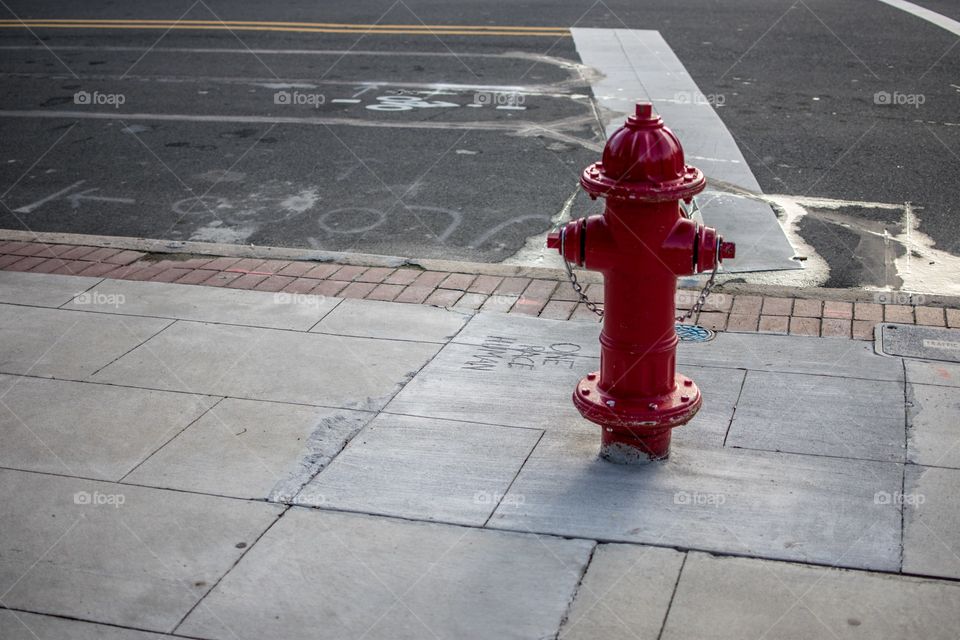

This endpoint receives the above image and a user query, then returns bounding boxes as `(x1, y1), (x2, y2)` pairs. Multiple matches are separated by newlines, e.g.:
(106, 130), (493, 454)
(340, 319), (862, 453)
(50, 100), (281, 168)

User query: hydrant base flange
(573, 372), (702, 461)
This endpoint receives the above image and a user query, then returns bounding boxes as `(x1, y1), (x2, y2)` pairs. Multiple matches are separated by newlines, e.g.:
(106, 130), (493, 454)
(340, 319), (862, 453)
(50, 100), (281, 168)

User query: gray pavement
(2, 0), (960, 288)
(1, 269), (960, 638)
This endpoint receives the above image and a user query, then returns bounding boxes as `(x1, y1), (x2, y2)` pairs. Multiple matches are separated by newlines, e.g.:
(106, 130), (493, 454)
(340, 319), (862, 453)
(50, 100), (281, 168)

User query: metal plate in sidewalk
(877, 323), (960, 363)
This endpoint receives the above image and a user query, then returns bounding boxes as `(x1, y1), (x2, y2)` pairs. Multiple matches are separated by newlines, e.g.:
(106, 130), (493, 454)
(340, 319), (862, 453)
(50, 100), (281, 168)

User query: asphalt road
(0, 0), (958, 291)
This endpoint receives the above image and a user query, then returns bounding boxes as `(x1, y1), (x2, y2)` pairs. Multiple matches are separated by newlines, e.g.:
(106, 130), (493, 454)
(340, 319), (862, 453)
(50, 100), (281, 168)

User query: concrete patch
(903, 465), (960, 579)
(905, 359), (960, 388)
(0, 304), (169, 380)
(662, 551), (960, 639)
(907, 383), (960, 468)
(0, 374), (215, 480)
(311, 297), (470, 343)
(178, 508), (594, 640)
(489, 431), (902, 571)
(558, 543), (684, 640)
(727, 371), (906, 462)
(63, 278), (340, 330)
(92, 321), (439, 409)
(124, 398), (371, 500)
(0, 270), (101, 307)
(295, 414), (542, 525)
(0, 468), (282, 632)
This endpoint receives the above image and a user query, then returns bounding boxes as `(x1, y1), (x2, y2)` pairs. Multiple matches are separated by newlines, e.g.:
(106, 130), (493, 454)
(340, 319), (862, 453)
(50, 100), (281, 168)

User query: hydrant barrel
(547, 103), (735, 464)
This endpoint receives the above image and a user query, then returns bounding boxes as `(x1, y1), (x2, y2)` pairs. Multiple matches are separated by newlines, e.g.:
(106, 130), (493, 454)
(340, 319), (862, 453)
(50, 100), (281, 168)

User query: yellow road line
(0, 18), (568, 31)
(0, 19), (570, 37)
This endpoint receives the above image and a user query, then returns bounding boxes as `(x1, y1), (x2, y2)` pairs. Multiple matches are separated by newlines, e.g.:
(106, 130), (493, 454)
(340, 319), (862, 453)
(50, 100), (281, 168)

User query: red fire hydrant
(547, 103), (735, 463)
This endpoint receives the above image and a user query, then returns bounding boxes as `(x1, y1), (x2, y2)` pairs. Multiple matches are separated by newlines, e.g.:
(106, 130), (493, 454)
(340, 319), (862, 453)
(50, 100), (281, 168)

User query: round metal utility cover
(675, 323), (715, 343)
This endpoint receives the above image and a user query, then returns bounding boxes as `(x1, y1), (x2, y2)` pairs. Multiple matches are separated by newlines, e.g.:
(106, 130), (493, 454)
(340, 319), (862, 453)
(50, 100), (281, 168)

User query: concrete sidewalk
(1, 269), (959, 639)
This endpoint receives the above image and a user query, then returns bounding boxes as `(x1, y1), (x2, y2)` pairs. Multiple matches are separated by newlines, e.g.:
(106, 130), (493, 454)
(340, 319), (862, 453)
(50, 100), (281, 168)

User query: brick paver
(793, 299), (822, 318)
(854, 302), (883, 321)
(1, 239), (957, 342)
(439, 273), (475, 291)
(915, 307), (946, 327)
(789, 317), (820, 337)
(822, 301), (853, 319)
(758, 315), (789, 334)
(761, 297), (793, 316)
(884, 305), (913, 323)
(820, 318), (851, 338)
(367, 283), (406, 301)
(731, 295), (762, 315)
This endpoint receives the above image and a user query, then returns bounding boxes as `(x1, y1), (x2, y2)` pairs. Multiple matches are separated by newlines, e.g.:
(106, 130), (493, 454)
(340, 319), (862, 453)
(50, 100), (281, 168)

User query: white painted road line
(876, 0), (960, 37)
(571, 28), (799, 273)
(12, 180), (85, 213)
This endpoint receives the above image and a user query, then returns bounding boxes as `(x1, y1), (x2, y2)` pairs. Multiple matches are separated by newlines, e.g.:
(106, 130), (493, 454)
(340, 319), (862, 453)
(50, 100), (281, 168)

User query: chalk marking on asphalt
(0, 19), (570, 37)
(0, 72), (580, 98)
(0, 109), (597, 138)
(65, 188), (135, 209)
(12, 180), (85, 213)
(875, 0), (960, 36)
(331, 99), (361, 104)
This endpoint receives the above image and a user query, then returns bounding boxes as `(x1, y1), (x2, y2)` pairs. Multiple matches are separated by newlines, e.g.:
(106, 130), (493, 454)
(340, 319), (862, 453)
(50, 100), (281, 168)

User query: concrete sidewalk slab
(0, 304), (169, 380)
(63, 278), (340, 330)
(904, 465), (960, 580)
(452, 312), (601, 358)
(906, 359), (960, 387)
(295, 414), (542, 525)
(385, 341), (594, 430)
(489, 431), (901, 571)
(4, 270), (959, 637)
(92, 321), (439, 409)
(0, 609), (165, 640)
(907, 383), (960, 468)
(0, 374), (215, 481)
(311, 297), (470, 343)
(388, 340), (741, 443)
(661, 552), (960, 639)
(0, 468), (282, 632)
(558, 543), (684, 640)
(677, 332), (904, 381)
(177, 508), (594, 640)
(0, 270), (100, 307)
(124, 398), (371, 500)
(727, 371), (905, 462)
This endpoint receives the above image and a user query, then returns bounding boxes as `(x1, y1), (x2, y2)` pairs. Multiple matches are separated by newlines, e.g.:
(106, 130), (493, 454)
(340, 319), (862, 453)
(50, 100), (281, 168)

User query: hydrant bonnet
(580, 103), (706, 203)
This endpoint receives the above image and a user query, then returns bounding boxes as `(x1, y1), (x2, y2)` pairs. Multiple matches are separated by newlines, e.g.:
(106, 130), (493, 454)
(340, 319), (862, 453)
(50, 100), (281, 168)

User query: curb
(2, 232), (958, 340)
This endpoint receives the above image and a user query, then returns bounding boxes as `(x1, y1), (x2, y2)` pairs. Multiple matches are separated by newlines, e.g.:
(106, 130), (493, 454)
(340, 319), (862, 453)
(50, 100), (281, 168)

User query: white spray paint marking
(890, 202), (960, 296)
(876, 0), (960, 36)
(279, 188), (319, 214)
(65, 188), (135, 209)
(502, 187), (577, 268)
(716, 193), (960, 296)
(13, 180), (85, 213)
(254, 82), (319, 90)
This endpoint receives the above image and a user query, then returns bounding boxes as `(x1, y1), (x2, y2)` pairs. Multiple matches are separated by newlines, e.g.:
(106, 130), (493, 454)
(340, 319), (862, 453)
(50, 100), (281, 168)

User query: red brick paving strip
(2, 239), (959, 341)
